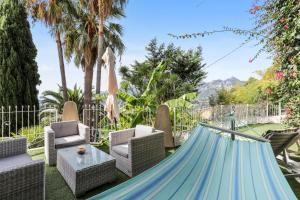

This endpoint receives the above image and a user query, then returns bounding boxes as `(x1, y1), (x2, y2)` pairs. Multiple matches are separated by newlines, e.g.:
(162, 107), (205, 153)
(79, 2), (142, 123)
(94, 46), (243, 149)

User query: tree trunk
(84, 62), (94, 106)
(96, 18), (105, 95)
(55, 31), (68, 102)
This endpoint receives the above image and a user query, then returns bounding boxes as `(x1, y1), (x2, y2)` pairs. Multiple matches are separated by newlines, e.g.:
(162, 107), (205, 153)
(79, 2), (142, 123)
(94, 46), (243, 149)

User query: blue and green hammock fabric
(89, 126), (297, 200)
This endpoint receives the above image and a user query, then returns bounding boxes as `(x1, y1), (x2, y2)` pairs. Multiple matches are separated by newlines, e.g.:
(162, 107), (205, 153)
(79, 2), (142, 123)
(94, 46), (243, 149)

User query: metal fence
(0, 102), (283, 148)
(173, 103), (283, 131)
(0, 105), (58, 148)
(83, 105), (155, 143)
(171, 103), (283, 145)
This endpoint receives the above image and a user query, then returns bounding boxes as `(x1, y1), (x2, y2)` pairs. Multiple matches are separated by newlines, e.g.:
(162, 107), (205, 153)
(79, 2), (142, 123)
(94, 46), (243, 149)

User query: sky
(31, 0), (272, 96)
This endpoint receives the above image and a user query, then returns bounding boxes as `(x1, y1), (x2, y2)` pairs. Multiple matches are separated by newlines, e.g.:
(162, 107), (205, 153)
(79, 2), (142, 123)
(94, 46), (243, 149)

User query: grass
(29, 123), (300, 199)
(238, 123), (300, 198)
(30, 145), (176, 200)
(237, 123), (290, 135)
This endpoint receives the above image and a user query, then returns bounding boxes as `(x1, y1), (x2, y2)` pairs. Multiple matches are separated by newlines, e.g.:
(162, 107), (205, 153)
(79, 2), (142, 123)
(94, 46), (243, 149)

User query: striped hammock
(89, 126), (296, 200)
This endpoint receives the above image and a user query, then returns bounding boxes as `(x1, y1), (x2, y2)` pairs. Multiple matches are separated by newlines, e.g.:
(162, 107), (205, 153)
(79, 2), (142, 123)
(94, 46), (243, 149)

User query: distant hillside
(197, 77), (245, 101)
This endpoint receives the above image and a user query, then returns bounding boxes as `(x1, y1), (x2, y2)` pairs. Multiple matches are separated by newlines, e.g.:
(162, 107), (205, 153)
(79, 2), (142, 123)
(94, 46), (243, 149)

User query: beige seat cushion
(55, 135), (85, 149)
(134, 125), (154, 138)
(0, 154), (32, 171)
(51, 121), (79, 138)
(112, 143), (129, 158)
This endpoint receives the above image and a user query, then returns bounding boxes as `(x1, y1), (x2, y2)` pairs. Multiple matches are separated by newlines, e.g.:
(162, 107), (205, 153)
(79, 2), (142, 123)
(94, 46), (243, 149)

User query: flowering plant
(252, 0), (300, 125)
(169, 0), (300, 126)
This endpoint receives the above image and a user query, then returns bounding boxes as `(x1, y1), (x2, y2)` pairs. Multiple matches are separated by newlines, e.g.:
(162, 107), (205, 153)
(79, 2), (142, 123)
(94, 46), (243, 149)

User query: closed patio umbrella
(102, 47), (120, 123)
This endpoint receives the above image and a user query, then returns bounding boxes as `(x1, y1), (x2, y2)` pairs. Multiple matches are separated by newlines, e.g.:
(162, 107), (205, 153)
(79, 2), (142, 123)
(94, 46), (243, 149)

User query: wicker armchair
(44, 120), (90, 166)
(0, 137), (45, 200)
(109, 125), (165, 177)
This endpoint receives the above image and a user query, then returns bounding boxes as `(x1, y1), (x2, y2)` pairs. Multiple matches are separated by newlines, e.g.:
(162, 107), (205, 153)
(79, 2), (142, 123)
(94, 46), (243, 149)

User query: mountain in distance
(197, 77), (245, 101)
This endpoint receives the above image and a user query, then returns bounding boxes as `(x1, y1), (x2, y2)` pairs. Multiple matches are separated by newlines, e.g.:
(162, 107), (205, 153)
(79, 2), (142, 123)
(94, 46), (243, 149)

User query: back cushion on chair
(134, 125), (154, 138)
(51, 121), (79, 138)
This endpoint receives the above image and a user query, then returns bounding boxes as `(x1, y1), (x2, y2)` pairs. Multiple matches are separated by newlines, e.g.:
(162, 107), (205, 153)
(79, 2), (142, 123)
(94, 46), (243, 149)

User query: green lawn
(30, 123), (300, 199)
(31, 146), (130, 200)
(237, 123), (290, 135)
(238, 123), (299, 152)
(238, 123), (300, 198)
(30, 146), (176, 200)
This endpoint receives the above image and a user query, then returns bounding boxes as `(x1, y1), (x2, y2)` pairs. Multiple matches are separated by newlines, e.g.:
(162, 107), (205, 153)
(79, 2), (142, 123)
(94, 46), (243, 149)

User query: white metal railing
(0, 102), (283, 148)
(82, 102), (283, 146)
(0, 105), (58, 148)
(82, 105), (154, 143)
(172, 103), (283, 145)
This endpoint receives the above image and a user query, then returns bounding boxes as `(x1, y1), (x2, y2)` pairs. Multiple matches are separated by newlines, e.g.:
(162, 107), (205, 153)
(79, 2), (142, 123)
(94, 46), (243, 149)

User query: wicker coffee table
(57, 144), (116, 197)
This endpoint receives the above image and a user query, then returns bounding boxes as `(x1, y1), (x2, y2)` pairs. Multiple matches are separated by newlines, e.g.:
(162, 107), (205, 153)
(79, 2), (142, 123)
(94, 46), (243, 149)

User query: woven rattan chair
(0, 137), (45, 200)
(44, 120), (90, 166)
(109, 125), (165, 177)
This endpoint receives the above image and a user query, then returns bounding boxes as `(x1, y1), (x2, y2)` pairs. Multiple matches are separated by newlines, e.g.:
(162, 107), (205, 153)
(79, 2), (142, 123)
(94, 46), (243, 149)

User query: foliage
(231, 65), (279, 104)
(285, 96), (300, 126)
(215, 88), (235, 105)
(251, 0), (300, 126)
(63, 0), (125, 105)
(95, 0), (127, 95)
(165, 93), (198, 109)
(24, 0), (72, 101)
(0, 0), (40, 107)
(17, 126), (44, 148)
(120, 39), (206, 103)
(117, 62), (166, 128)
(25, 0), (126, 106)
(63, 1), (125, 69)
(169, 27), (260, 44)
(231, 78), (262, 103)
(210, 65), (279, 105)
(117, 62), (198, 128)
(0, 0), (40, 135)
(41, 85), (84, 114)
(169, 0), (300, 125)
(208, 95), (217, 107)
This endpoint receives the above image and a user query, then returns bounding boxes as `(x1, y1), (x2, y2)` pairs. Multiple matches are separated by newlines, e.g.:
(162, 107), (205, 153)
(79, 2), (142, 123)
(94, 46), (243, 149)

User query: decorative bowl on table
(77, 146), (86, 155)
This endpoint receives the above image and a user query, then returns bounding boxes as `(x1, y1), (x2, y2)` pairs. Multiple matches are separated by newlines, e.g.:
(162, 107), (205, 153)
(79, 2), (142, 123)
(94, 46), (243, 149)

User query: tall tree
(95, 0), (127, 95)
(0, 0), (40, 106)
(120, 39), (206, 103)
(0, 0), (40, 134)
(25, 0), (68, 101)
(63, 1), (125, 106)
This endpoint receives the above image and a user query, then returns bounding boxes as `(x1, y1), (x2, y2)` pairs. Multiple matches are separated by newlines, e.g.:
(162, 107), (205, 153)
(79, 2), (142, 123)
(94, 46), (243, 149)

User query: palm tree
(41, 85), (84, 115)
(25, 0), (69, 101)
(94, 0), (127, 95)
(63, 1), (98, 106)
(63, 1), (125, 106)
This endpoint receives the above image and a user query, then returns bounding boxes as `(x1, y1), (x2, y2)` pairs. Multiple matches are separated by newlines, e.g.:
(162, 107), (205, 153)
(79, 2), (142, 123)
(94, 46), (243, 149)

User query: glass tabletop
(58, 144), (115, 171)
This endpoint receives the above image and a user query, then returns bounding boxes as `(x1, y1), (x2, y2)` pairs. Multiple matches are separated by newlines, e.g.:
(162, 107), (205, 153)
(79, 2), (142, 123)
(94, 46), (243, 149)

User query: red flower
(279, 18), (285, 24)
(250, 5), (261, 14)
(275, 71), (284, 80)
(284, 25), (289, 30)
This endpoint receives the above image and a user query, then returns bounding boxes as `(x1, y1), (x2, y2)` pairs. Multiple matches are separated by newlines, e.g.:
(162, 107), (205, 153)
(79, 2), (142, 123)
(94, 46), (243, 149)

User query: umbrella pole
(111, 107), (117, 130)
(114, 117), (117, 130)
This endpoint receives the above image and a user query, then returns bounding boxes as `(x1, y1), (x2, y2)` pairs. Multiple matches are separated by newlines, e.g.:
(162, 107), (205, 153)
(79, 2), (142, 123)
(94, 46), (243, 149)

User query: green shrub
(16, 126), (44, 148)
